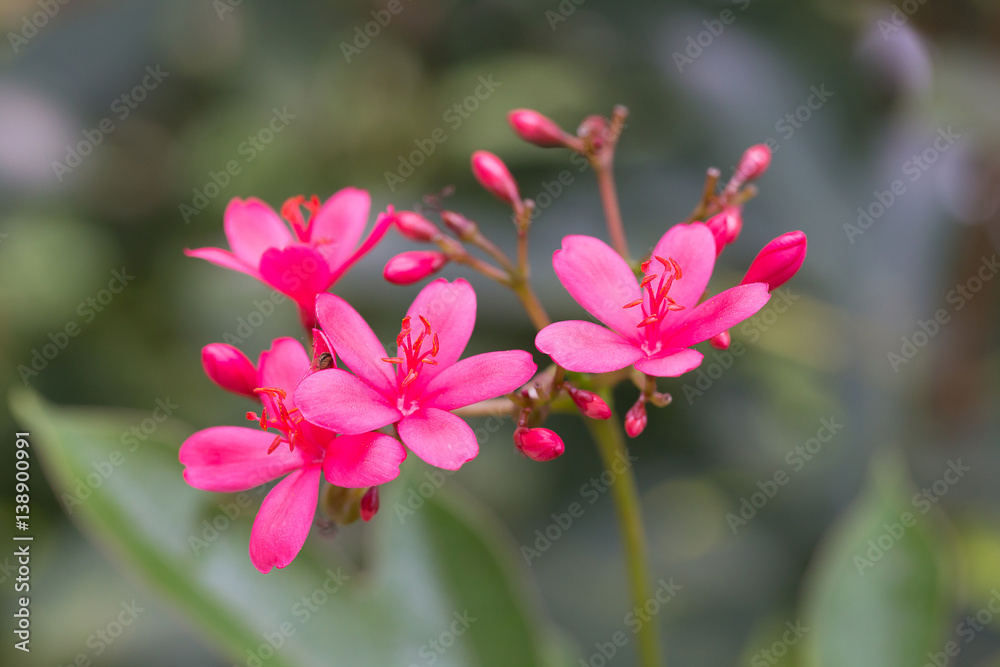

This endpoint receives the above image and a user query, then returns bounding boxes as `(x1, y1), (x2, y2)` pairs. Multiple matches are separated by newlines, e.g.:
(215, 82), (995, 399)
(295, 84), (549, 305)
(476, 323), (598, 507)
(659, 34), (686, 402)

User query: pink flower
(179, 337), (406, 573)
(535, 224), (771, 377)
(201, 343), (259, 399)
(295, 279), (538, 470)
(741, 230), (807, 290)
(185, 188), (392, 327)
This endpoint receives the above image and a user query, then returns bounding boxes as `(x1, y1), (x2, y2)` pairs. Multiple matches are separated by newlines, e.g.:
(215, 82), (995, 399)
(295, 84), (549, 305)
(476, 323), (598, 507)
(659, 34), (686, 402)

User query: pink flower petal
(421, 350), (537, 411)
(403, 278), (476, 383)
(634, 348), (704, 377)
(184, 247), (259, 279)
(314, 293), (396, 394)
(650, 223), (717, 310)
(553, 235), (641, 338)
(179, 426), (312, 492)
(397, 408), (478, 470)
(259, 244), (333, 308)
(249, 464), (321, 573)
(323, 432), (407, 488)
(308, 188), (371, 270)
(294, 368), (402, 434)
(535, 320), (643, 373)
(664, 283), (771, 348)
(257, 337), (310, 399)
(224, 197), (293, 267)
(326, 210), (394, 286)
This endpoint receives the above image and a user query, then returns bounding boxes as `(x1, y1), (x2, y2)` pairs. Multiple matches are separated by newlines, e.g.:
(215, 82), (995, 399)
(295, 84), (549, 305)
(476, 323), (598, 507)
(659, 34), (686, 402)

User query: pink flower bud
(471, 150), (520, 206)
(507, 109), (569, 148)
(577, 115), (609, 151)
(709, 331), (731, 350)
(440, 210), (477, 240)
(393, 211), (439, 242)
(704, 207), (743, 255)
(741, 231), (807, 291)
(514, 427), (565, 462)
(201, 344), (258, 399)
(566, 386), (611, 420)
(383, 251), (449, 285)
(624, 400), (647, 438)
(360, 487), (380, 522)
(736, 144), (772, 182)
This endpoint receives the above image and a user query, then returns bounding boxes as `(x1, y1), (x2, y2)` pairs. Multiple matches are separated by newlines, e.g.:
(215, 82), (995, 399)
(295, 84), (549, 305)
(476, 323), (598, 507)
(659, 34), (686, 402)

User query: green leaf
(10, 388), (570, 667)
(800, 450), (955, 667)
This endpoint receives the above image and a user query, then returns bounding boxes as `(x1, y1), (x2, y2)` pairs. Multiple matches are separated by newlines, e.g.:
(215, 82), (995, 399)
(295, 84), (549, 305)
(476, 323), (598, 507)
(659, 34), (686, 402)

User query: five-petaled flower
(535, 223), (774, 377)
(184, 188), (392, 328)
(179, 337), (406, 573)
(295, 279), (538, 470)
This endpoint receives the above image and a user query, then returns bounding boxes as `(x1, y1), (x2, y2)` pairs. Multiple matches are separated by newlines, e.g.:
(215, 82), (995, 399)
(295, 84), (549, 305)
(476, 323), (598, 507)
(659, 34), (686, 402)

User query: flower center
(281, 195), (321, 241)
(623, 255), (686, 353)
(247, 386), (314, 456)
(381, 315), (439, 411)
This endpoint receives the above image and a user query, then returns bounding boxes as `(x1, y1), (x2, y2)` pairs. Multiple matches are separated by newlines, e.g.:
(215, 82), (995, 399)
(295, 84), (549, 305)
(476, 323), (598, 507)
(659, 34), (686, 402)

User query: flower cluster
(180, 106), (806, 573)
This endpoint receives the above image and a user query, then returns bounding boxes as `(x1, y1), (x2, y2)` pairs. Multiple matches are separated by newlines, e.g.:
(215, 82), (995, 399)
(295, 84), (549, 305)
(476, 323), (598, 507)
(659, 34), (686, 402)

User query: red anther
(640, 259), (652, 273)
(360, 487), (380, 522)
(669, 257), (683, 278)
(381, 356), (404, 364)
(431, 333), (440, 356)
(267, 435), (283, 454)
(623, 298), (644, 309)
(637, 315), (659, 327)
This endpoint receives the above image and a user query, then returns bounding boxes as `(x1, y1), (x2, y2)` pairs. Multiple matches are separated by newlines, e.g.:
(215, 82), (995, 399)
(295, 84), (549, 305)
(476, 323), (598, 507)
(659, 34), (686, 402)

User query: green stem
(585, 389), (663, 667)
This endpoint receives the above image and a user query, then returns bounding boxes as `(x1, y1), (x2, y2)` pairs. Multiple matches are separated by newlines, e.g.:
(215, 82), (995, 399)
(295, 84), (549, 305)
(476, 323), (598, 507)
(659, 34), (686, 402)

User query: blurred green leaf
(10, 388), (570, 667)
(800, 450), (955, 667)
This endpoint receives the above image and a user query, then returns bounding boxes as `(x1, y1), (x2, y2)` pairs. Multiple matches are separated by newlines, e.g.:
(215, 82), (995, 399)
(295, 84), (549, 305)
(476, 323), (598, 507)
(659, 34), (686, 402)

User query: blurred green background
(2, 0), (1000, 665)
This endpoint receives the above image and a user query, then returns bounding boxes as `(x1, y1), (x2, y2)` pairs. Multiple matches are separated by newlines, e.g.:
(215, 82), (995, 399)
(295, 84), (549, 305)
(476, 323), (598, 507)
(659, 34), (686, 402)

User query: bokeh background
(2, 0), (1000, 665)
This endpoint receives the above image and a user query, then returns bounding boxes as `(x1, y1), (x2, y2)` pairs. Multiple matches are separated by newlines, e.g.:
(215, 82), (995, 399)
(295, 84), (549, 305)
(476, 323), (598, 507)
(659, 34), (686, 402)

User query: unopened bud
(440, 210), (478, 240)
(566, 386), (611, 420)
(507, 109), (569, 148)
(624, 400), (647, 438)
(471, 150), (520, 207)
(741, 230), (807, 291)
(736, 144), (772, 183)
(322, 485), (365, 525)
(201, 343), (258, 399)
(383, 251), (449, 285)
(708, 331), (731, 350)
(514, 427), (565, 462)
(704, 207), (743, 255)
(393, 211), (439, 242)
(360, 487), (380, 522)
(577, 115), (609, 152)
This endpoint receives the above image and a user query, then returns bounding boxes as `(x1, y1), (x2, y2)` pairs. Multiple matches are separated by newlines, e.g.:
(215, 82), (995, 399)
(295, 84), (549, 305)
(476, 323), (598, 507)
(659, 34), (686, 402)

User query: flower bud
(471, 150), (521, 207)
(383, 251), (449, 285)
(708, 331), (731, 350)
(704, 207), (743, 255)
(440, 210), (478, 240)
(736, 144), (772, 182)
(360, 487), (380, 522)
(741, 231), (807, 291)
(577, 115), (610, 152)
(393, 211), (439, 242)
(322, 485), (365, 525)
(514, 427), (565, 462)
(624, 400), (647, 438)
(507, 109), (569, 148)
(566, 386), (611, 420)
(201, 343), (258, 399)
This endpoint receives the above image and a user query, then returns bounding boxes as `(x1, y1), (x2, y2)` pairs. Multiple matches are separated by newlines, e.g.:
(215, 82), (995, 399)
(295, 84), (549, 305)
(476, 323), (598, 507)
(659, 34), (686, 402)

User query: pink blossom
(535, 224), (771, 377)
(295, 279), (538, 470)
(179, 337), (406, 573)
(185, 189), (392, 327)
